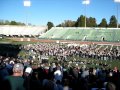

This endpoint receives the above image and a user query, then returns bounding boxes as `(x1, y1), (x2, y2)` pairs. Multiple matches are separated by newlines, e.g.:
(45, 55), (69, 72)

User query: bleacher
(0, 25), (47, 37)
(39, 27), (120, 42)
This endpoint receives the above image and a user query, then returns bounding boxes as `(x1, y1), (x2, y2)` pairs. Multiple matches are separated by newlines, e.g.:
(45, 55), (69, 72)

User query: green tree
(87, 17), (97, 27)
(17, 22), (25, 26)
(108, 15), (117, 27)
(57, 20), (75, 27)
(0, 19), (4, 25)
(4, 20), (10, 25)
(98, 18), (107, 27)
(0, 20), (25, 25)
(75, 15), (85, 27)
(56, 24), (62, 27)
(47, 22), (54, 30)
(64, 20), (76, 27)
(10, 21), (18, 25)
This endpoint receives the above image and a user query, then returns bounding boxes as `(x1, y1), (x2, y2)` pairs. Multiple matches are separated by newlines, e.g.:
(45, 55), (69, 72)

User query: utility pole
(117, 3), (119, 28)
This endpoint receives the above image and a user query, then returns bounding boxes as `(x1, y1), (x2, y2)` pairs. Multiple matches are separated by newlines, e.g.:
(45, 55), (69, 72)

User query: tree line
(0, 15), (118, 30)
(47, 15), (118, 30)
(0, 20), (25, 26)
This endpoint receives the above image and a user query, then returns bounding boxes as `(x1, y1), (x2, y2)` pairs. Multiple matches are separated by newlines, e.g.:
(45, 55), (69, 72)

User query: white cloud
(23, 1), (31, 7)
(114, 0), (120, 3)
(82, 0), (90, 5)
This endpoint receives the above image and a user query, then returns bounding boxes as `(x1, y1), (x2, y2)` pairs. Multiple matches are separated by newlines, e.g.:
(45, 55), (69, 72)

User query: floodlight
(82, 0), (90, 5)
(24, 0), (31, 7)
(114, 0), (120, 3)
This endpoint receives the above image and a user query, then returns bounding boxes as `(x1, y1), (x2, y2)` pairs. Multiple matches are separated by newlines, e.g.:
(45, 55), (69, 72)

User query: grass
(11, 41), (37, 45)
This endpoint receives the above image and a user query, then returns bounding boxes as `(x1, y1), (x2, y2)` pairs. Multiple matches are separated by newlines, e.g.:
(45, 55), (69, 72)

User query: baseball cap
(25, 67), (33, 74)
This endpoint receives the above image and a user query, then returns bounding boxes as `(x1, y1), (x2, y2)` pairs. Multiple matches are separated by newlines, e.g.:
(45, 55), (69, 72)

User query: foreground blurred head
(13, 63), (24, 76)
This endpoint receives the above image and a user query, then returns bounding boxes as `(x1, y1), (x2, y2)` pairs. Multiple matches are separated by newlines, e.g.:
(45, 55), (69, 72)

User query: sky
(0, 0), (119, 26)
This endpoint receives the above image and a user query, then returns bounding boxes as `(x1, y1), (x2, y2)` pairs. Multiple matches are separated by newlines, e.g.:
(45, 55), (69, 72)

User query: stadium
(1, 0), (120, 90)
(0, 26), (120, 90)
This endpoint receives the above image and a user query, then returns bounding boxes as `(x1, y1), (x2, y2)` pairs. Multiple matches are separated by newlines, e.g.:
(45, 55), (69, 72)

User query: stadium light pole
(117, 4), (119, 28)
(23, 0), (31, 26)
(114, 0), (120, 28)
(82, 0), (90, 28)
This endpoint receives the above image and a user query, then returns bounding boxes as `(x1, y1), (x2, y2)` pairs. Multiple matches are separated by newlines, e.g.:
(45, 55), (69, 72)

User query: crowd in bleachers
(0, 43), (120, 90)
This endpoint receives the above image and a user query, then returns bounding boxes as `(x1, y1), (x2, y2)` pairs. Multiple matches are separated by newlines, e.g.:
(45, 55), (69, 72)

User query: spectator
(2, 63), (25, 90)
(106, 82), (116, 90)
(0, 62), (9, 84)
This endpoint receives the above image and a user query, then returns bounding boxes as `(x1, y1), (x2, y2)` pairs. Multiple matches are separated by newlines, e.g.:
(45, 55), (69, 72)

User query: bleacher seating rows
(39, 27), (120, 42)
(0, 25), (47, 36)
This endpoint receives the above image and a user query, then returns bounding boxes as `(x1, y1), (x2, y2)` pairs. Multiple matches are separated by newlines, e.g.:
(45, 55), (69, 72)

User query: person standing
(2, 63), (25, 90)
